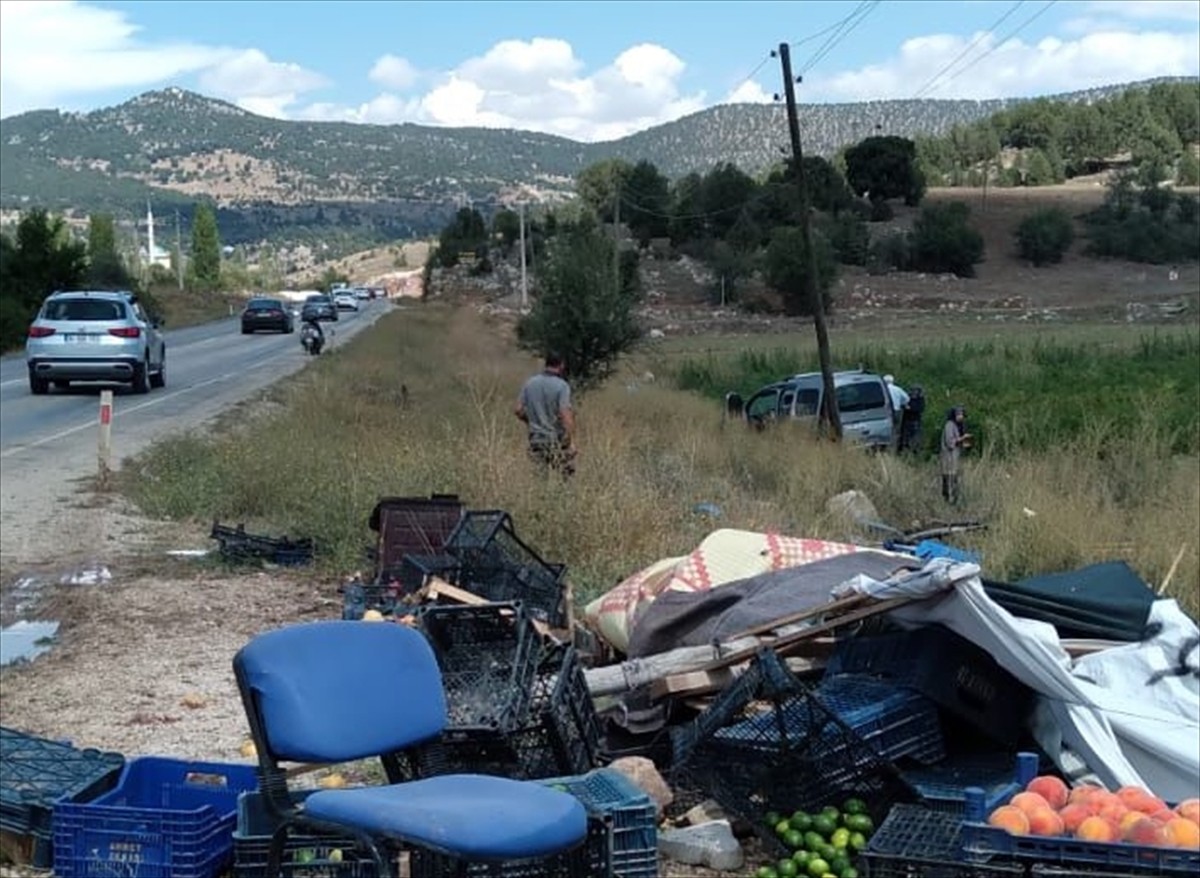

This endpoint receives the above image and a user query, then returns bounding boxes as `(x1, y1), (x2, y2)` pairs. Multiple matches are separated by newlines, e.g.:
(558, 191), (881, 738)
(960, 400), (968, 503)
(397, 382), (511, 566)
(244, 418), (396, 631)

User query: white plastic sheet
(836, 559), (1200, 802)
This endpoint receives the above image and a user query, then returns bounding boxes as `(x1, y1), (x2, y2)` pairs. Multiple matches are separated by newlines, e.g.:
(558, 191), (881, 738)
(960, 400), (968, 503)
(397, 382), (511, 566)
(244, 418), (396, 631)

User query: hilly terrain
(0, 77), (1192, 247)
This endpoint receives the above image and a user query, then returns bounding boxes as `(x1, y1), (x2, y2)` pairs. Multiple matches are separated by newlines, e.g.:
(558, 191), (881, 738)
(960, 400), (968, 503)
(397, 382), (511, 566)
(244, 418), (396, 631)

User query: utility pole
(776, 41), (842, 441)
(612, 180), (621, 295)
(518, 201), (528, 310)
(174, 210), (184, 290)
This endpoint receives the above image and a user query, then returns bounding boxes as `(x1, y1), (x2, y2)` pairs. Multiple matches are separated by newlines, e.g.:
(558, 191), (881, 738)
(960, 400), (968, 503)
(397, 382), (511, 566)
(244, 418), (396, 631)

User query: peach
(1148, 808), (1177, 826)
(1068, 784), (1103, 807)
(1088, 791), (1120, 815)
(1116, 786), (1148, 807)
(1076, 816), (1118, 843)
(1119, 810), (1149, 836)
(1026, 776), (1070, 810)
(989, 805), (1030, 836)
(1124, 817), (1168, 847)
(1011, 791), (1051, 815)
(1027, 806), (1065, 837)
(1136, 796), (1170, 816)
(1163, 817), (1200, 850)
(1175, 799), (1200, 824)
(1058, 803), (1092, 834)
(1095, 799), (1128, 826)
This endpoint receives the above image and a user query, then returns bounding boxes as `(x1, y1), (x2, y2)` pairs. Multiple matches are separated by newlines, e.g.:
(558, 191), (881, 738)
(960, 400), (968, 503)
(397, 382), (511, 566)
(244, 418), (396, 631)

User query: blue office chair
(233, 620), (589, 877)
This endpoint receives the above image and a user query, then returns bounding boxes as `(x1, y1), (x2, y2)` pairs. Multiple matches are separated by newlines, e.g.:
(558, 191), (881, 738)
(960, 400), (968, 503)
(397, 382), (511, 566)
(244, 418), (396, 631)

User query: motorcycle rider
(300, 317), (324, 355)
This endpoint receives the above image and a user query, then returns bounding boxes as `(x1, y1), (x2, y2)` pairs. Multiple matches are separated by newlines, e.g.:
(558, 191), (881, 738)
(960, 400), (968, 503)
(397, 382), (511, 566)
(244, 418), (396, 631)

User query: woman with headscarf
(939, 405), (972, 504)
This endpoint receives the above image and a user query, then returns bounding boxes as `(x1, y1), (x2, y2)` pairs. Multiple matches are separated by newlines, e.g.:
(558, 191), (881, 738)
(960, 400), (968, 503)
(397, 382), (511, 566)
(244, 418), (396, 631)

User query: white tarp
(834, 559), (1200, 802)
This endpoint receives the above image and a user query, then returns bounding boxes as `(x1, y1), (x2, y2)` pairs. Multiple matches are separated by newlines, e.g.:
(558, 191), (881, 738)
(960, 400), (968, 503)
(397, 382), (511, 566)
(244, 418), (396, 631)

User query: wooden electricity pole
(518, 202), (528, 310)
(776, 42), (842, 440)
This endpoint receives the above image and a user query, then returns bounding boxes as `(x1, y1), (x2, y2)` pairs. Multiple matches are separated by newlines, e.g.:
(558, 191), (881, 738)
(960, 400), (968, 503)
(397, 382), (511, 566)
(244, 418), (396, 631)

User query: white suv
(25, 290), (166, 395)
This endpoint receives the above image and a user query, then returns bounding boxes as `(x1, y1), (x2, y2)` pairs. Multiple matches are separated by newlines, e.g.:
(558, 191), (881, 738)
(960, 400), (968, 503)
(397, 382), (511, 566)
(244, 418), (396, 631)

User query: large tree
(186, 202), (222, 292)
(0, 209), (87, 349)
(87, 213), (132, 289)
(763, 226), (838, 317)
(844, 135), (926, 206)
(575, 159), (634, 223)
(516, 219), (641, 391)
(623, 160), (671, 244)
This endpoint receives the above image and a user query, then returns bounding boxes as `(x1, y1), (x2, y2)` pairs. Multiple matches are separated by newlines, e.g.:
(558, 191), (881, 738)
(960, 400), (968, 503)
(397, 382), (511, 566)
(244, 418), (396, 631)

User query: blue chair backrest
(235, 621), (447, 763)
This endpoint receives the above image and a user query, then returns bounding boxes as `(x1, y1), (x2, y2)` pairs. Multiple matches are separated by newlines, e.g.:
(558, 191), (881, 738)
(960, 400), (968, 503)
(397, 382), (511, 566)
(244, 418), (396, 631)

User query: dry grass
(121, 304), (1200, 617)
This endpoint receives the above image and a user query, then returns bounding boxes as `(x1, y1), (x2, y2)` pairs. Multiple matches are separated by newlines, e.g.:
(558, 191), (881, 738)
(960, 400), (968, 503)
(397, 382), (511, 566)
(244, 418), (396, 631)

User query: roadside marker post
(98, 390), (113, 487)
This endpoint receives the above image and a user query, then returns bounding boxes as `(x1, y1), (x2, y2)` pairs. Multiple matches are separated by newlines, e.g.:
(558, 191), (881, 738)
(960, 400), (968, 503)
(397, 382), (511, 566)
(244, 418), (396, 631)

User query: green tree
(576, 158), (634, 223)
(699, 163), (759, 240)
(1178, 151), (1200, 186)
(436, 207), (488, 268)
(86, 213), (131, 289)
(844, 136), (926, 206)
(492, 208), (521, 255)
(1024, 149), (1056, 186)
(0, 209), (88, 350)
(910, 201), (985, 277)
(516, 220), (642, 391)
(763, 226), (838, 317)
(186, 202), (222, 292)
(1015, 208), (1075, 266)
(623, 160), (671, 245)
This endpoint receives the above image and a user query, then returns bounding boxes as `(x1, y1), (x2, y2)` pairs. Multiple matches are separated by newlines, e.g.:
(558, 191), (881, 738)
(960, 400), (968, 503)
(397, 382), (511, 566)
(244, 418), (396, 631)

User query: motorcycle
(300, 320), (324, 356)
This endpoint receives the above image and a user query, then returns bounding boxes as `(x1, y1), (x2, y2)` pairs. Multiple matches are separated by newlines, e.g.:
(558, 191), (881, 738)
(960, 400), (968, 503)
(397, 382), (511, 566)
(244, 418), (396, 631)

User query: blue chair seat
(304, 774), (588, 860)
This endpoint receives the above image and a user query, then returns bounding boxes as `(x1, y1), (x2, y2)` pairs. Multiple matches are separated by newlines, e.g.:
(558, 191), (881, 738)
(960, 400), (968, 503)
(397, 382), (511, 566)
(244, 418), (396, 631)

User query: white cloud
(0, 0), (326, 119)
(811, 27), (1200, 101)
(297, 38), (705, 141)
(197, 49), (327, 118)
(724, 80), (775, 105)
(1085, 1), (1200, 22)
(368, 54), (420, 91)
(0, 0), (231, 115)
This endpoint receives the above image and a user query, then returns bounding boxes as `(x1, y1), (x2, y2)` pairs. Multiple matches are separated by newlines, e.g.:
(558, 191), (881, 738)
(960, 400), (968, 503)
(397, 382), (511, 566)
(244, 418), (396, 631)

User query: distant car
(240, 297), (294, 334)
(354, 287), (371, 300)
(301, 294), (338, 322)
(333, 291), (359, 311)
(25, 289), (166, 395)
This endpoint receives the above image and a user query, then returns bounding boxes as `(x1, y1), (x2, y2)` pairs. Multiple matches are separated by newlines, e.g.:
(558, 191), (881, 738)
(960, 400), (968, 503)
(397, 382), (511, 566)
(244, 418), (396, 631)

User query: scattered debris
(609, 756), (673, 818)
(659, 819), (744, 871)
(210, 521), (314, 566)
(0, 620), (60, 667)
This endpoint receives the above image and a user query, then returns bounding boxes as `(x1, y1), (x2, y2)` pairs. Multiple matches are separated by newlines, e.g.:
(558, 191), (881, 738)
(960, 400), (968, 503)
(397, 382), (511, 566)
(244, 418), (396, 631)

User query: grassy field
(119, 305), (1200, 617)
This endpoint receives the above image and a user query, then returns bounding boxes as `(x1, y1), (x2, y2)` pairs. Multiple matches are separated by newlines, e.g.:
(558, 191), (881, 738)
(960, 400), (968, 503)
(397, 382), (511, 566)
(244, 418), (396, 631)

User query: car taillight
(108, 327), (141, 338)
(28, 326), (55, 338)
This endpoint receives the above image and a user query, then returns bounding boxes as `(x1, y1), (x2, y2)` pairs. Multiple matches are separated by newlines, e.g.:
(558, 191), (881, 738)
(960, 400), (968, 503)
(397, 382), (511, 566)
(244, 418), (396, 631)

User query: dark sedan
(300, 294), (339, 322)
(241, 297), (295, 334)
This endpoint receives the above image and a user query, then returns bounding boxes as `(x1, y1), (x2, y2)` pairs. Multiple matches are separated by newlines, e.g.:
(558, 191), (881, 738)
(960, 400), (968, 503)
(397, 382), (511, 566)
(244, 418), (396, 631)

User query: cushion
(303, 774), (588, 860)
(235, 621), (446, 763)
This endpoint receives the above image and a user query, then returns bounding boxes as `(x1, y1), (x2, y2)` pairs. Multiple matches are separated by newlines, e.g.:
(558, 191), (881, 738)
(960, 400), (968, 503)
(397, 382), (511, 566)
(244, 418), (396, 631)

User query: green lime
(822, 805), (840, 820)
(831, 854), (852, 875)
(831, 827), (851, 848)
(775, 819), (793, 837)
(792, 850), (811, 865)
(848, 831), (868, 853)
(784, 829), (805, 850)
(790, 811), (813, 832)
(813, 814), (837, 837)
(778, 859), (799, 878)
(846, 814), (874, 834)
(842, 797), (867, 815)
(765, 811), (783, 828)
(807, 858), (830, 878)
(842, 869), (859, 878)
(756, 868), (779, 878)
(804, 831), (825, 851)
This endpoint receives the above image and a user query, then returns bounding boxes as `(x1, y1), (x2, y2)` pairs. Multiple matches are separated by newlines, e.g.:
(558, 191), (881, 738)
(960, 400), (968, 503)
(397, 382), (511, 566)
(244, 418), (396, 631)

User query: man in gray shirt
(516, 352), (577, 476)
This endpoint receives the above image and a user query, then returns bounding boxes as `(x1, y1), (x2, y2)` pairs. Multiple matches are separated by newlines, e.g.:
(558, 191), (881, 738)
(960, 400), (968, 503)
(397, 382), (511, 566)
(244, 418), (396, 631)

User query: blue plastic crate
(961, 788), (1200, 875)
(233, 791), (387, 878)
(862, 803), (1024, 878)
(53, 756), (259, 878)
(903, 752), (1038, 815)
(541, 768), (658, 878)
(0, 727), (125, 868)
(826, 626), (1034, 747)
(715, 673), (945, 766)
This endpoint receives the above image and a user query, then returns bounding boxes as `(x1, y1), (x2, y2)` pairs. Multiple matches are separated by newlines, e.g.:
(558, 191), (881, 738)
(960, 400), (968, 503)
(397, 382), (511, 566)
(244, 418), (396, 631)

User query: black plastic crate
(902, 752), (1037, 816)
(233, 791), (390, 878)
(861, 804), (1024, 878)
(396, 553), (462, 593)
(369, 495), (464, 583)
(409, 817), (605, 878)
(445, 512), (569, 629)
(436, 644), (602, 781)
(826, 625), (1035, 747)
(671, 650), (919, 853)
(211, 521), (314, 566)
(417, 602), (541, 733)
(0, 727), (125, 867)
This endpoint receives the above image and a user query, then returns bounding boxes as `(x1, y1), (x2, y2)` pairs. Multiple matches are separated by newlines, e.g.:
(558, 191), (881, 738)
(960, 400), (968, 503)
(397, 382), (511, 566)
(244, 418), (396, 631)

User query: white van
(736, 369), (896, 450)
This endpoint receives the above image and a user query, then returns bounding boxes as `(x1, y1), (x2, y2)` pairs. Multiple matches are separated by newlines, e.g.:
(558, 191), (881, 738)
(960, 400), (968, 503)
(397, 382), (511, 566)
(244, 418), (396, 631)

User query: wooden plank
(726, 593), (870, 640)
(425, 577), (554, 637)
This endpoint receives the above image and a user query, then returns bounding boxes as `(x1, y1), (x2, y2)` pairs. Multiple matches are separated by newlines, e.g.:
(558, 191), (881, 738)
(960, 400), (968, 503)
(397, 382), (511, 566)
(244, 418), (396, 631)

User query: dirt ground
(2, 182), (1197, 877)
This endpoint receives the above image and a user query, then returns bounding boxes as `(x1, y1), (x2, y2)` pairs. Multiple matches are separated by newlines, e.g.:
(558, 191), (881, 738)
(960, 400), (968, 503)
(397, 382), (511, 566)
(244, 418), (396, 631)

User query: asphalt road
(0, 300), (388, 462)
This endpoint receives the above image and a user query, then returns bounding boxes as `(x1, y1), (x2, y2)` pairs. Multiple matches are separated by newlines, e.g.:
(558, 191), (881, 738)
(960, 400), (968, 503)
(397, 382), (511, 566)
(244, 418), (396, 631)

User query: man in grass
(940, 406), (972, 504)
(516, 352), (577, 477)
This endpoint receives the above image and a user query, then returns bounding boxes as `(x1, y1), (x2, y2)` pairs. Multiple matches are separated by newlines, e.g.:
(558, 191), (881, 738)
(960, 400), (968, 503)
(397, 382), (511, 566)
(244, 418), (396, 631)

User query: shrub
(1015, 207), (1075, 266)
(822, 212), (871, 266)
(867, 232), (912, 274)
(910, 201), (985, 277)
(869, 200), (894, 222)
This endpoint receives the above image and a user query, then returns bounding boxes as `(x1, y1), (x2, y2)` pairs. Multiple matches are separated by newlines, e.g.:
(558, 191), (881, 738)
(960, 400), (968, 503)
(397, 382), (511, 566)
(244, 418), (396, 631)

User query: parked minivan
(735, 369), (896, 450)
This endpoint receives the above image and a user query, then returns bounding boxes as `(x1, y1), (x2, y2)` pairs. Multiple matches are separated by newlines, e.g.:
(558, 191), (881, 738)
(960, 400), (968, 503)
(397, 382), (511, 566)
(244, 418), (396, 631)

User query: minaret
(146, 202), (156, 265)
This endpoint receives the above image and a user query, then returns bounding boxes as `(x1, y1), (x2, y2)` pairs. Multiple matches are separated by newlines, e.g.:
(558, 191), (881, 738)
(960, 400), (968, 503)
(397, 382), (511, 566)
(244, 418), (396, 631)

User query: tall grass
(121, 306), (1200, 618)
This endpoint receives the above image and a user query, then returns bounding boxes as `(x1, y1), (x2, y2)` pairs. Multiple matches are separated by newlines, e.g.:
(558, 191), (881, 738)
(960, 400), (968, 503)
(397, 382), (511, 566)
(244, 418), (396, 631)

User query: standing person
(883, 375), (910, 428)
(900, 385), (925, 453)
(516, 352), (577, 477)
(939, 405), (972, 504)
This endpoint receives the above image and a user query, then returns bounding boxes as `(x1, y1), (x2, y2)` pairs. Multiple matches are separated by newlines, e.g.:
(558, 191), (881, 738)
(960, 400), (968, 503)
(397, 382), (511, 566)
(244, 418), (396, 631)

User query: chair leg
(349, 829), (389, 877)
(266, 822), (289, 878)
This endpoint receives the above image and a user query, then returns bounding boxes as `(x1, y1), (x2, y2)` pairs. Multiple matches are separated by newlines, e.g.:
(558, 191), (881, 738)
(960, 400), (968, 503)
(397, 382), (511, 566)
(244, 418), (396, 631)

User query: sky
(0, 0), (1197, 142)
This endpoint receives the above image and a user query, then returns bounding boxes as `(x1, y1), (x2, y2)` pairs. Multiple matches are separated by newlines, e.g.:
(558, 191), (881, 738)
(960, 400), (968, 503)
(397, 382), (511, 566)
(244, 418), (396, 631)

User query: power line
(800, 1), (883, 76)
(912, 0), (1027, 100)
(917, 0), (1060, 98)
